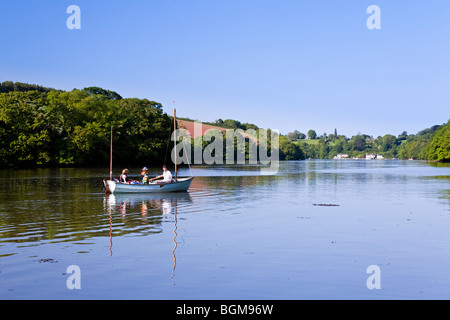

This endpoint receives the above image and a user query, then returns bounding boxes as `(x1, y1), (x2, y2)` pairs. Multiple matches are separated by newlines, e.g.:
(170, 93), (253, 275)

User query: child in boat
(141, 167), (150, 184)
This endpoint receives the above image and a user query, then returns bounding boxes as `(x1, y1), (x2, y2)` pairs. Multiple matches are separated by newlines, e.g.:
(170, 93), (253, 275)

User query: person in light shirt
(151, 165), (173, 185)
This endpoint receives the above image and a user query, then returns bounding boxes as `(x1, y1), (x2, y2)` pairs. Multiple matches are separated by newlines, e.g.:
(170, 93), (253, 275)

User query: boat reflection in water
(104, 192), (192, 281)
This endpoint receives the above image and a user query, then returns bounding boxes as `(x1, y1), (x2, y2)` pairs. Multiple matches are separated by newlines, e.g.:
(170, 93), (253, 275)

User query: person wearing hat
(141, 167), (150, 184)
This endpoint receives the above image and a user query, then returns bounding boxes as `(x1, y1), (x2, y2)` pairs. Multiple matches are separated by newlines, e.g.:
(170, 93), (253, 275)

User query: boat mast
(174, 108), (178, 182)
(110, 126), (113, 181)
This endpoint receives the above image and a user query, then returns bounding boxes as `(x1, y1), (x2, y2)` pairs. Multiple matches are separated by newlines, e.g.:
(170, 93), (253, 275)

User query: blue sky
(1, 0), (449, 137)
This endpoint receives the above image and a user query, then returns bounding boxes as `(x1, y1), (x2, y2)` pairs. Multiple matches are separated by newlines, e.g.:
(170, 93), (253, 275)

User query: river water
(0, 160), (449, 299)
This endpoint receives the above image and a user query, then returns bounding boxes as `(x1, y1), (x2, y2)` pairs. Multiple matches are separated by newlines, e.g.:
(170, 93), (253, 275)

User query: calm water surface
(0, 160), (449, 299)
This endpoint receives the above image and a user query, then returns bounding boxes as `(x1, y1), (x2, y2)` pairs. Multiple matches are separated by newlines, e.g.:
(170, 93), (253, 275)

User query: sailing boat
(103, 108), (194, 194)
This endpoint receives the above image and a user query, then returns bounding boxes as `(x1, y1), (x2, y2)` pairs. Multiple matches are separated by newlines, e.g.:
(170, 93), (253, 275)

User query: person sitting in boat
(120, 168), (129, 183)
(141, 167), (150, 184)
(151, 165), (173, 185)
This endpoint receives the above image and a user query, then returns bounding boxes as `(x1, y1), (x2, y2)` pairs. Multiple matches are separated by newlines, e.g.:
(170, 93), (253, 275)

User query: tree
(381, 134), (398, 152)
(82, 86), (122, 100)
(307, 129), (317, 140)
(397, 135), (429, 159)
(287, 132), (298, 141)
(398, 131), (408, 141)
(241, 122), (259, 130)
(0, 85), (171, 168)
(279, 136), (305, 160)
(426, 120), (450, 162)
(418, 125), (440, 136)
(318, 140), (329, 159)
(286, 130), (305, 141)
(352, 135), (366, 151)
(0, 81), (54, 93)
(0, 91), (53, 166)
(223, 119), (242, 129)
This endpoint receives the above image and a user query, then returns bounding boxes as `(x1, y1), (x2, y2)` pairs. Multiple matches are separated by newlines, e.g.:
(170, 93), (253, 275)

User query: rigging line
(164, 117), (174, 166)
(182, 137), (193, 177)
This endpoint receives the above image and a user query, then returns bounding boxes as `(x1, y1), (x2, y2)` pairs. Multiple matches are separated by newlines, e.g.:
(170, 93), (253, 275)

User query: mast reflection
(172, 204), (178, 285)
(104, 192), (191, 280)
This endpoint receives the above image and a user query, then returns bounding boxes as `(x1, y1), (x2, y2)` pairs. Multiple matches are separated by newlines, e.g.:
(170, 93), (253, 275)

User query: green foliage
(1, 81), (445, 167)
(0, 91), (53, 166)
(189, 127), (305, 163)
(216, 119), (259, 131)
(381, 134), (398, 152)
(426, 120), (450, 162)
(0, 81), (55, 93)
(396, 124), (442, 160)
(397, 135), (429, 160)
(307, 129), (317, 140)
(351, 135), (366, 151)
(82, 86), (122, 100)
(0, 81), (304, 168)
(286, 130), (305, 141)
(0, 83), (170, 168)
(279, 135), (305, 160)
(286, 132), (298, 141)
(292, 123), (447, 161)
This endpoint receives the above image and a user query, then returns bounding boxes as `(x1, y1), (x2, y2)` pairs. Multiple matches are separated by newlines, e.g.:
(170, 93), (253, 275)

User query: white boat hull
(104, 177), (193, 194)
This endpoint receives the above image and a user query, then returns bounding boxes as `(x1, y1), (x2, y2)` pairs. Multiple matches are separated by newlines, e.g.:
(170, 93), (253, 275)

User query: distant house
(376, 154), (385, 160)
(333, 153), (349, 159)
(365, 153), (376, 160)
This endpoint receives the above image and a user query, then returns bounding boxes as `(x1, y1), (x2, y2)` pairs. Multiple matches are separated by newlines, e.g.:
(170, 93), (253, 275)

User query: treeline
(0, 81), (55, 93)
(0, 82), (172, 168)
(205, 118), (305, 161)
(183, 129), (305, 162)
(2, 81), (445, 167)
(0, 81), (305, 168)
(286, 123), (450, 161)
